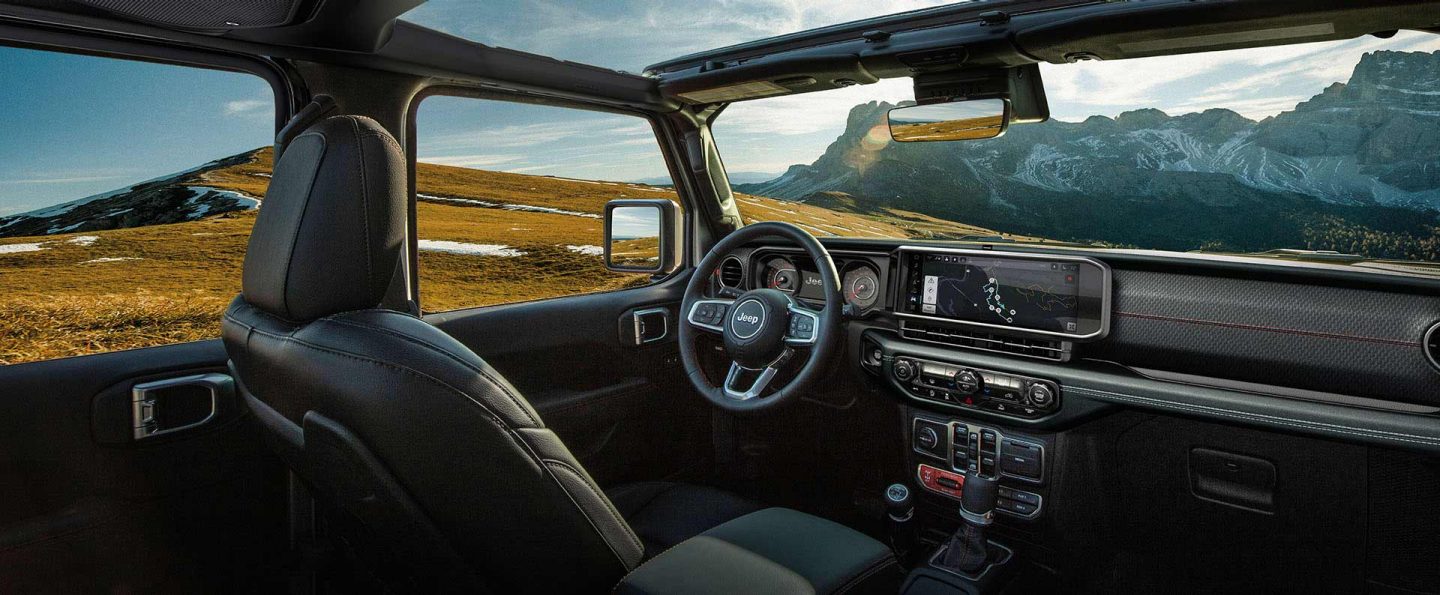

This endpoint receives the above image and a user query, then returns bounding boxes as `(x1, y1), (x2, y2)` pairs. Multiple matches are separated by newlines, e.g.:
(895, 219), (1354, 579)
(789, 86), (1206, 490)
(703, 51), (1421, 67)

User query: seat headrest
(241, 115), (406, 321)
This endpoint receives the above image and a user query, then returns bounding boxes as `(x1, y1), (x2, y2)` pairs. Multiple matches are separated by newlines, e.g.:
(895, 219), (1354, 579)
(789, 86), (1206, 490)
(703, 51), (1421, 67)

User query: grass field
(0, 147), (1021, 364)
(889, 114), (1007, 142)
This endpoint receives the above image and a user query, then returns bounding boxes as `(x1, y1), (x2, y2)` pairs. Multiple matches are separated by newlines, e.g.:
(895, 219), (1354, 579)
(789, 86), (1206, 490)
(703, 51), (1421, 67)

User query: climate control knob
(894, 358), (917, 381)
(954, 369), (980, 392)
(1027, 383), (1055, 407)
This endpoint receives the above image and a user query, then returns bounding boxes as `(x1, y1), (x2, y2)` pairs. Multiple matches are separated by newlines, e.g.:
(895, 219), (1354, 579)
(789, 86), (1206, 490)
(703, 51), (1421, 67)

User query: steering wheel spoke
(678, 221), (840, 413)
(722, 348), (793, 400)
(685, 298), (733, 333)
(784, 302), (821, 347)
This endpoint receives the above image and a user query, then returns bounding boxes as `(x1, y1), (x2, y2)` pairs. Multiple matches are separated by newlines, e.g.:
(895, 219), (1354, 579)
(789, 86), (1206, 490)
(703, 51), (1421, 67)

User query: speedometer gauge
(843, 266), (881, 310)
(763, 257), (799, 293)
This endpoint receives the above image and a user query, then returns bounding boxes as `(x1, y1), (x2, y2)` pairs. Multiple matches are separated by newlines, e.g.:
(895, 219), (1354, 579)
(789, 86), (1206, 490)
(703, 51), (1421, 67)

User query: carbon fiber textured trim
(1089, 269), (1440, 407)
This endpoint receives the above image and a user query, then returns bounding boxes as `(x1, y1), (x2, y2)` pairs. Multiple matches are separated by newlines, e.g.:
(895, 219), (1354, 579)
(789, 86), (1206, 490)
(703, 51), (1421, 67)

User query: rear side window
(413, 95), (681, 313)
(0, 47), (274, 365)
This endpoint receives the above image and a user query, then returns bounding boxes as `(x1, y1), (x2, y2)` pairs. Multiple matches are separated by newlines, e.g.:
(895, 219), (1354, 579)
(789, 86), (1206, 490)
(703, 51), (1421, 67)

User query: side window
(414, 96), (681, 312)
(0, 47), (274, 365)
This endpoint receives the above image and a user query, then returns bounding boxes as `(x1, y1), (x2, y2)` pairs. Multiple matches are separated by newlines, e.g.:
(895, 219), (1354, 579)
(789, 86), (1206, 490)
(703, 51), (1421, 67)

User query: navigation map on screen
(916, 255), (1080, 333)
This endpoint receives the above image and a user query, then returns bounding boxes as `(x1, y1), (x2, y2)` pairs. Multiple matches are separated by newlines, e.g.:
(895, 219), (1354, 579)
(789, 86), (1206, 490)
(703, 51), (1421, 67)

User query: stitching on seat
(347, 116), (374, 293)
(610, 537), (694, 593)
(318, 315), (541, 427)
(1068, 385), (1440, 446)
(225, 310), (640, 572)
(223, 311), (510, 432)
(545, 459), (645, 553)
(544, 460), (645, 568)
(276, 131), (327, 319)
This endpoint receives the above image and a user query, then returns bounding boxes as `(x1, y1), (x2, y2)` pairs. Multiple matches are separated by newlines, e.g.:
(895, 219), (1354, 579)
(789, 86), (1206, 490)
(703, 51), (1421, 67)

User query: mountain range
(0, 149), (270, 238)
(738, 50), (1440, 260)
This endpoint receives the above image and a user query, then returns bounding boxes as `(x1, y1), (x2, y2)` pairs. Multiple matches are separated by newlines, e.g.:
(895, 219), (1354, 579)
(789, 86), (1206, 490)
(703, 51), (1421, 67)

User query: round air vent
(719, 257), (744, 288)
(1425, 321), (1440, 373)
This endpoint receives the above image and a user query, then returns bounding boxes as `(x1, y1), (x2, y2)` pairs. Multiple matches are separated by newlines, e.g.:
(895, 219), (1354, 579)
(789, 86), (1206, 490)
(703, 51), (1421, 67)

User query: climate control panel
(893, 357), (1060, 419)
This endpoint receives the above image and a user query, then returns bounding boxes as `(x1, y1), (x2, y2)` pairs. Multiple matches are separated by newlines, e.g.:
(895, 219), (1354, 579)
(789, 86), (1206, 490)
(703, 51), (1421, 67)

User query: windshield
(715, 31), (1440, 266)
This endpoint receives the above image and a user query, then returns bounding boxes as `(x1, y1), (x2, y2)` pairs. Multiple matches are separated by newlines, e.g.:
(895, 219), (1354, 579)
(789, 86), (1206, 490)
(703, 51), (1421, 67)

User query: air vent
(719, 257), (744, 288)
(1426, 322), (1440, 373)
(900, 321), (1071, 362)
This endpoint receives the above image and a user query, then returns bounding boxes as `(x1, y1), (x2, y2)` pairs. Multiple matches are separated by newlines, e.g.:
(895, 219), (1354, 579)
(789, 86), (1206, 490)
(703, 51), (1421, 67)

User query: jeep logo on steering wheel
(730, 299), (766, 339)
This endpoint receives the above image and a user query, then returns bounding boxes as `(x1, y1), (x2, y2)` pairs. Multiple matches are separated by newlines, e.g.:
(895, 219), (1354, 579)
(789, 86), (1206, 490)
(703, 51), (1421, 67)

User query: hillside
(1, 142), (1032, 363)
(739, 50), (1440, 260)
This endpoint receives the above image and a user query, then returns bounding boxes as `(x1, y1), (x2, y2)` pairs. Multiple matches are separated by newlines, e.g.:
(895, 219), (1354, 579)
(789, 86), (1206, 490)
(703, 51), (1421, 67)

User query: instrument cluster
(752, 252), (886, 314)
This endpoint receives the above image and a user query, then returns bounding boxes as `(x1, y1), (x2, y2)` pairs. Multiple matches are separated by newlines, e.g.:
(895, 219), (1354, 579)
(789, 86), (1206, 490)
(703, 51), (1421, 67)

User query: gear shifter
(883, 483), (916, 562)
(941, 469), (998, 573)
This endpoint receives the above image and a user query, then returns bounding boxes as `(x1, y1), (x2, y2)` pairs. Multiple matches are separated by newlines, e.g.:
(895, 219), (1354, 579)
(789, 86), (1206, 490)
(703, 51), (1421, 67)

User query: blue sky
(0, 46), (274, 215)
(5, 1), (1440, 215)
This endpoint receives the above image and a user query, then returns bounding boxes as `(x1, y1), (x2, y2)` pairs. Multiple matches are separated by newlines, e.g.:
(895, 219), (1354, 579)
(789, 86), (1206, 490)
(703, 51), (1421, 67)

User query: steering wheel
(679, 222), (842, 413)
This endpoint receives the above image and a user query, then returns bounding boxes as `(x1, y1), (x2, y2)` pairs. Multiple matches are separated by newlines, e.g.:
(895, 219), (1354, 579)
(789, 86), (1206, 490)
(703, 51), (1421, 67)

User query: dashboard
(705, 238), (1440, 447)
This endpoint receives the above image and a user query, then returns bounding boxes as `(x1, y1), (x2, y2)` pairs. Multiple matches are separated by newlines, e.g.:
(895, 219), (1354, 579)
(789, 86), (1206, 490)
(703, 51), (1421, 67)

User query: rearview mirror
(888, 98), (1010, 142)
(604, 199), (681, 274)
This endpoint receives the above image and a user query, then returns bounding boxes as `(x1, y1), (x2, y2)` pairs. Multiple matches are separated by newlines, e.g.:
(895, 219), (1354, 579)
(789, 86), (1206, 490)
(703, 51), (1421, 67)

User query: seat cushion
(606, 482), (761, 557)
(615, 507), (901, 595)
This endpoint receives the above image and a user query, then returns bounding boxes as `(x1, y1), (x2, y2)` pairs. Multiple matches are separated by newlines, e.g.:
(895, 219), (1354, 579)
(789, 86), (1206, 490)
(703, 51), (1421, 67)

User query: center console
(865, 248), (1111, 593)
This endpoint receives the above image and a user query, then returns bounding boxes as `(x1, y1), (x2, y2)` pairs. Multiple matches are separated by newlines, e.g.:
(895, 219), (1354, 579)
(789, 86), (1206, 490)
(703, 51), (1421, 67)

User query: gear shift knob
(959, 472), (997, 525)
(884, 483), (913, 520)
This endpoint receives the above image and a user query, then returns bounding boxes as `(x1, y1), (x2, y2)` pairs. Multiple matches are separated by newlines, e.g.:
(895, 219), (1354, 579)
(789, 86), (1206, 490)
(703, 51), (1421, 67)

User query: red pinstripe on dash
(1114, 311), (1420, 348)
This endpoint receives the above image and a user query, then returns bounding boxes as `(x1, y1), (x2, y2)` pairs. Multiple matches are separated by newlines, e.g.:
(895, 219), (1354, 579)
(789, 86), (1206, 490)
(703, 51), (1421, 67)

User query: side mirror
(887, 98), (1010, 142)
(604, 199), (681, 274)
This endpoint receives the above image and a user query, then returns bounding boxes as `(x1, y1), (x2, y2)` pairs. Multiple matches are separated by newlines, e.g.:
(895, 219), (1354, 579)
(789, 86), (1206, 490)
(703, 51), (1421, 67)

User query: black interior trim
(871, 332), (1440, 453)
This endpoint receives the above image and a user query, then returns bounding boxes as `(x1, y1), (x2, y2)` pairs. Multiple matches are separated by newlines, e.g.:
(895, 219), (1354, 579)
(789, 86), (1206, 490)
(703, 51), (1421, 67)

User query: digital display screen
(904, 253), (1081, 334)
(796, 268), (825, 299)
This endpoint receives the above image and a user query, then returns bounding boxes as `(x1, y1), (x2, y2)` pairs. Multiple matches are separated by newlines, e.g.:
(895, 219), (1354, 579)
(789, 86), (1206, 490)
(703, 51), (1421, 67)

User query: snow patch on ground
(185, 187), (262, 217)
(565, 244), (604, 256)
(83, 257), (142, 264)
(67, 235), (100, 246)
(0, 243), (47, 254)
(417, 240), (525, 257)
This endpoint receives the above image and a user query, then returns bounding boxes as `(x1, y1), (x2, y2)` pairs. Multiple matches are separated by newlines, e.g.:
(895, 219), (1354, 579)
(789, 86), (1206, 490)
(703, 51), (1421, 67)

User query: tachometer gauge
(843, 266), (881, 310)
(763, 257), (799, 293)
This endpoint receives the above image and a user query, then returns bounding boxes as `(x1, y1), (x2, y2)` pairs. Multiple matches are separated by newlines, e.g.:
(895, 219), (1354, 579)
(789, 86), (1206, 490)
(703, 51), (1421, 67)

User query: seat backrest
(222, 114), (644, 593)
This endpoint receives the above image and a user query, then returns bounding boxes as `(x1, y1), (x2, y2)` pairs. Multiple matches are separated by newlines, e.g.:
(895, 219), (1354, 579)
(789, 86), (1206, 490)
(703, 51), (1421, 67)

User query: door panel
(425, 275), (712, 487)
(0, 340), (287, 594)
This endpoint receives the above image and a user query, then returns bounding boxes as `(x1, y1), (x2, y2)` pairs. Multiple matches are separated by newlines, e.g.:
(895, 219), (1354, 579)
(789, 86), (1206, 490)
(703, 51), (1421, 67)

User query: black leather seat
(221, 113), (760, 593)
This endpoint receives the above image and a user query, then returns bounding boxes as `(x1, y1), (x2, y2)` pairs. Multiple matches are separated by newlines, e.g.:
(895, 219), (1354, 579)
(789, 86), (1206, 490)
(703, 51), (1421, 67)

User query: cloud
(404, 0), (951, 72)
(223, 99), (270, 117)
(1045, 30), (1440, 121)
(404, 5), (1440, 183)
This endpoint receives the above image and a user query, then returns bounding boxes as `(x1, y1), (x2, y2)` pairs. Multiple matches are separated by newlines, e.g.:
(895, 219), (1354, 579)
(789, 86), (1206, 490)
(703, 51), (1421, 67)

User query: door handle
(131, 373), (232, 440)
(628, 307), (671, 346)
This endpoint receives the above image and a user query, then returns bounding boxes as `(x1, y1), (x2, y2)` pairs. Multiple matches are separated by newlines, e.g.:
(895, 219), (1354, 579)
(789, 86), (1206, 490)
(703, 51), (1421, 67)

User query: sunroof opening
(401, 0), (980, 73)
